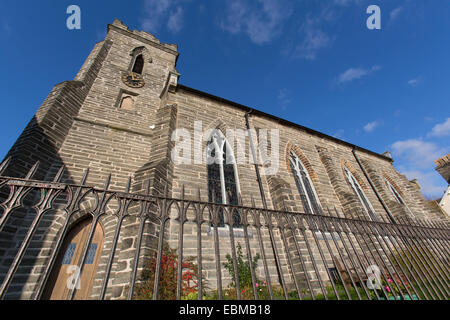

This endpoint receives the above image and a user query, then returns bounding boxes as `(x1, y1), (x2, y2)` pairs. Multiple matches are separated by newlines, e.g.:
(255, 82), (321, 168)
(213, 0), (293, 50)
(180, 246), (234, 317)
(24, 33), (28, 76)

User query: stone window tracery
(289, 150), (322, 215)
(207, 130), (241, 228)
(386, 179), (414, 217)
(344, 167), (378, 221)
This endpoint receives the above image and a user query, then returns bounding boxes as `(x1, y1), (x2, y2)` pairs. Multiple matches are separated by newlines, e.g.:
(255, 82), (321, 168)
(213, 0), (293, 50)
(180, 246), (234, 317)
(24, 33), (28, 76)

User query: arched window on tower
(385, 180), (414, 217)
(132, 54), (144, 74)
(207, 130), (241, 228)
(289, 151), (322, 215)
(119, 96), (134, 111)
(344, 167), (378, 221)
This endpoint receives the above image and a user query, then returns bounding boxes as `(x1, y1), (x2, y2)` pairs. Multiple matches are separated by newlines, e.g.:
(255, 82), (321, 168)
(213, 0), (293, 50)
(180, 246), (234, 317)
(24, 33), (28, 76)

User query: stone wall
(0, 19), (446, 300)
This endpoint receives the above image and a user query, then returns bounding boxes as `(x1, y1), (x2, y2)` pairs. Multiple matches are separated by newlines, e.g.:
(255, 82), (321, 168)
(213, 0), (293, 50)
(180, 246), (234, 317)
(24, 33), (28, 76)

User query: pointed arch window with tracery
(206, 130), (241, 228)
(344, 167), (378, 221)
(289, 150), (322, 215)
(385, 180), (414, 217)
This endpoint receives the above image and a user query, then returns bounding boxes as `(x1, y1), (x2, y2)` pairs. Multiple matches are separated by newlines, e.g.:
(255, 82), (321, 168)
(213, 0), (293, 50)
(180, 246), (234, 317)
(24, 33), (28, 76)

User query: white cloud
(400, 169), (447, 199)
(390, 6), (404, 22)
(337, 65), (381, 84)
(333, 0), (363, 6)
(363, 121), (381, 133)
(167, 7), (184, 33)
(292, 18), (333, 60)
(408, 77), (422, 87)
(278, 88), (292, 105)
(391, 138), (448, 199)
(333, 129), (345, 139)
(428, 118), (450, 138)
(391, 139), (446, 169)
(2, 19), (11, 34)
(220, 0), (293, 45)
(141, 0), (185, 33)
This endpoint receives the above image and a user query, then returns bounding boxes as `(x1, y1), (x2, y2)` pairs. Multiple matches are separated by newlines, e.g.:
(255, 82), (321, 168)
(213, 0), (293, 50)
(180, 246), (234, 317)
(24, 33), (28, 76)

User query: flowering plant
(134, 244), (204, 300)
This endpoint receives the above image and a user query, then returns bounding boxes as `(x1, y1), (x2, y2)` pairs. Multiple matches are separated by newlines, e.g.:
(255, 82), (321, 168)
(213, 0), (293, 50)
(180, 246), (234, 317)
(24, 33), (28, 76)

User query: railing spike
(145, 179), (151, 195)
(164, 181), (169, 197)
(104, 174), (112, 190)
(25, 161), (40, 180)
(53, 165), (65, 183)
(211, 189), (216, 204)
(181, 184), (185, 200)
(251, 195), (256, 208)
(125, 176), (132, 193)
(0, 157), (11, 176)
(237, 193), (243, 206)
(81, 168), (90, 185)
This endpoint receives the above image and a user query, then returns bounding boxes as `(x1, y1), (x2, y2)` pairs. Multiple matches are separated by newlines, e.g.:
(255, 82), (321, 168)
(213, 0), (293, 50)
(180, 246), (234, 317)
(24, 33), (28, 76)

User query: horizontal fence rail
(0, 159), (449, 300)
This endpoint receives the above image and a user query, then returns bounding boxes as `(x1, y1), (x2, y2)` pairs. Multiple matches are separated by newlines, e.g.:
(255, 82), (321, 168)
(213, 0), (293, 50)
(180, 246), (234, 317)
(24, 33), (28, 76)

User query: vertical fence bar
(370, 221), (416, 299)
(355, 213), (407, 300)
(305, 214), (341, 300)
(401, 218), (448, 298)
(331, 208), (372, 300)
(410, 220), (450, 290)
(390, 218), (436, 299)
(412, 230), (450, 298)
(238, 198), (258, 300)
(263, 210), (288, 300)
(397, 217), (444, 299)
(226, 206), (241, 300)
(33, 168), (90, 300)
(323, 208), (361, 300)
(99, 176), (132, 300)
(251, 197), (274, 300)
(1, 163), (450, 302)
(347, 210), (391, 300)
(151, 184), (170, 301)
(294, 215), (328, 299)
(421, 222), (450, 271)
(0, 166), (64, 299)
(276, 213), (302, 300)
(284, 210), (314, 300)
(211, 205), (223, 300)
(380, 221), (427, 300)
(321, 209), (356, 300)
(0, 161), (40, 232)
(176, 186), (186, 301)
(196, 188), (204, 300)
(343, 211), (382, 301)
(68, 174), (112, 300)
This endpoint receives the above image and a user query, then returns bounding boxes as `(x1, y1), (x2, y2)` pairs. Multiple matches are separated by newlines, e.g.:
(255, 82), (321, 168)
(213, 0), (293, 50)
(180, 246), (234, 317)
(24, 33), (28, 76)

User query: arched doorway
(42, 217), (104, 300)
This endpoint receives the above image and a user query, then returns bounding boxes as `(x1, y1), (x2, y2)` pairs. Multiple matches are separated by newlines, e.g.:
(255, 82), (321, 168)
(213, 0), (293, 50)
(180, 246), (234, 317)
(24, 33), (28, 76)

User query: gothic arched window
(344, 167), (378, 221)
(132, 54), (144, 74)
(289, 151), (321, 215)
(120, 96), (134, 111)
(207, 130), (241, 228)
(385, 180), (414, 217)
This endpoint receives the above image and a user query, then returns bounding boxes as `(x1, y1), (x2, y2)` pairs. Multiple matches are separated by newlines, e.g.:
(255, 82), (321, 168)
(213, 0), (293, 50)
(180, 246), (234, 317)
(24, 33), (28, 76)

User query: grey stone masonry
(0, 19), (448, 300)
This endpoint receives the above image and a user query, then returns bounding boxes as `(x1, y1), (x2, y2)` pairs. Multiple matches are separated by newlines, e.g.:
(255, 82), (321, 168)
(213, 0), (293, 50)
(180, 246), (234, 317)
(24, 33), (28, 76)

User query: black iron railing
(0, 158), (449, 300)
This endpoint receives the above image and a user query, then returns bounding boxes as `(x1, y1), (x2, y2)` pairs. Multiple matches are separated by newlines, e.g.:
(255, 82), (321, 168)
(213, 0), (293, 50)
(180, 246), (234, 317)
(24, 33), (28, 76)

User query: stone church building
(0, 20), (447, 300)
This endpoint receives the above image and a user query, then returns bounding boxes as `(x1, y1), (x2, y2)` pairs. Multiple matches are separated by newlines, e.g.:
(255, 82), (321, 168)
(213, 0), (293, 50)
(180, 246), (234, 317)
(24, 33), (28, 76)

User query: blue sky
(0, 0), (449, 199)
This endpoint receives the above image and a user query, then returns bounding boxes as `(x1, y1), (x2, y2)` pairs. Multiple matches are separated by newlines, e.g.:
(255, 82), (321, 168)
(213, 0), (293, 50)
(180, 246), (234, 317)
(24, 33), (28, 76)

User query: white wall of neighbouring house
(439, 185), (450, 216)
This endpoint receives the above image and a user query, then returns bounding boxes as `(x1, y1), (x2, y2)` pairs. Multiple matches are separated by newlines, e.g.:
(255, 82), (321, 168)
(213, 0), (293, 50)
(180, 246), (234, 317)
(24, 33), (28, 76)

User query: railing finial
(0, 157), (11, 176)
(104, 174), (112, 190)
(81, 168), (90, 185)
(25, 161), (40, 180)
(125, 176), (132, 193)
(53, 165), (65, 183)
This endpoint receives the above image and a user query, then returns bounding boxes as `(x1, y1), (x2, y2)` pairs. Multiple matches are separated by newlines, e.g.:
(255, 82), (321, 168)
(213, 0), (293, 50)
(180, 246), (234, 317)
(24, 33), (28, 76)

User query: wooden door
(42, 218), (104, 300)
